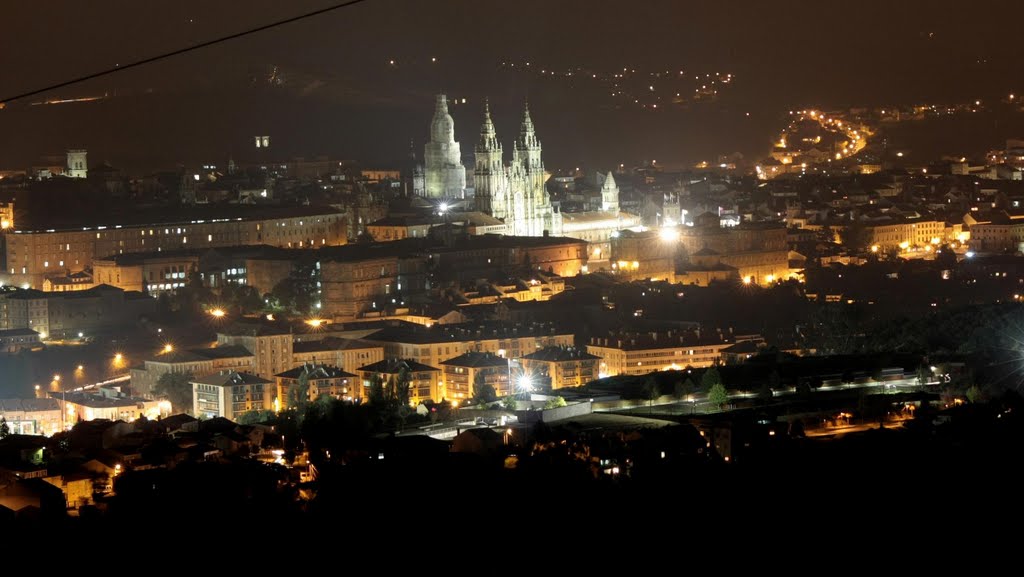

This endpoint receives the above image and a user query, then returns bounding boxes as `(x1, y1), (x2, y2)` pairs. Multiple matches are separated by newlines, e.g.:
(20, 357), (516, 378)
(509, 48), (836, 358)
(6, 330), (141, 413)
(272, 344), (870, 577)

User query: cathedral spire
(481, 99), (496, 138)
(521, 99), (534, 137)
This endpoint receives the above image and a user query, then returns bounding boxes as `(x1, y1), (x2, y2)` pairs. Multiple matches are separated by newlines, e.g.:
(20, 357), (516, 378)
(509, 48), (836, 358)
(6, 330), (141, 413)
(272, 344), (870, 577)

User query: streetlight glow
(209, 308), (226, 318)
(658, 226), (680, 242)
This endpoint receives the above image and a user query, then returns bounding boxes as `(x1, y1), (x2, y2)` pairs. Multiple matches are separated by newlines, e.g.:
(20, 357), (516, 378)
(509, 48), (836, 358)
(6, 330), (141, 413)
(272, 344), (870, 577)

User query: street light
(209, 308), (226, 318)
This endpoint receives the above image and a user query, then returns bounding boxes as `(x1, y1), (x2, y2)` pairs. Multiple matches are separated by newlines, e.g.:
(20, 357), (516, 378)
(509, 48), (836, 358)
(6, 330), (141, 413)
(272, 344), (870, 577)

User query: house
(439, 351), (510, 401)
(274, 364), (358, 407)
(355, 358), (442, 405)
(521, 346), (601, 389)
(191, 371), (274, 420)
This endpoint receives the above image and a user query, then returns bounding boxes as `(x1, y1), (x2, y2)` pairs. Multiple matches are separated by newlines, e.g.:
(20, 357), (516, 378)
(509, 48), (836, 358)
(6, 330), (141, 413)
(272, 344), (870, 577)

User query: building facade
(130, 345), (255, 398)
(363, 322), (574, 373)
(356, 358), (442, 406)
(192, 371), (274, 420)
(439, 351), (511, 401)
(587, 330), (737, 377)
(216, 325), (294, 379)
(521, 346), (600, 389)
(3, 206), (346, 289)
(275, 364), (357, 408)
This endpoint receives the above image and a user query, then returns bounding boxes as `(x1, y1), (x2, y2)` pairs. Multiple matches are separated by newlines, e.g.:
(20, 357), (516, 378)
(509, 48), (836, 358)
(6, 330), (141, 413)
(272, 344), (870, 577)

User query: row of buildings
(118, 318), (759, 420)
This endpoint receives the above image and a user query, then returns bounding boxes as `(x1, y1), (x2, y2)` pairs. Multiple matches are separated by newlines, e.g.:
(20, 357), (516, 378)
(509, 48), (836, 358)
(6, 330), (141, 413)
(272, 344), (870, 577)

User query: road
(598, 376), (935, 416)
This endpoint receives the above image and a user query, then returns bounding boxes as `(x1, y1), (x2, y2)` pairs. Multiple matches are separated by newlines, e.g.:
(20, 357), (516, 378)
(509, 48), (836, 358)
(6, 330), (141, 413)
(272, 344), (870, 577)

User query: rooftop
(439, 351), (510, 368)
(357, 358), (440, 374)
(0, 328), (40, 338)
(522, 346), (600, 362)
(14, 204), (345, 233)
(275, 364), (356, 379)
(146, 344), (253, 363)
(365, 321), (569, 345)
(0, 398), (60, 412)
(56, 392), (150, 408)
(191, 371), (273, 387)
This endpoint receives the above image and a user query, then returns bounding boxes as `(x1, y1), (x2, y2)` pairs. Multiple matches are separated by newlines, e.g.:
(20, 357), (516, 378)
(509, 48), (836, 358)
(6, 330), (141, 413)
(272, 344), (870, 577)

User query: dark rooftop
(357, 358), (440, 374)
(439, 351), (510, 368)
(275, 364), (356, 379)
(0, 399), (60, 412)
(191, 371), (273, 387)
(365, 321), (569, 345)
(146, 345), (253, 364)
(522, 346), (600, 362)
(13, 204), (345, 233)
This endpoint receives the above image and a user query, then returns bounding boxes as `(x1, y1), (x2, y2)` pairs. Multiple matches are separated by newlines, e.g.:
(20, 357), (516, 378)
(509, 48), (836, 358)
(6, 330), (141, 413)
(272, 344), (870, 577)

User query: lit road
(598, 376), (936, 416)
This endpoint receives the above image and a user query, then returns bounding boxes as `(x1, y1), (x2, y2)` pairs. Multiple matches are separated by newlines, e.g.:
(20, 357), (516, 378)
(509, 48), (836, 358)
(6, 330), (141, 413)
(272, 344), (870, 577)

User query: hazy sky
(2, 0), (1022, 171)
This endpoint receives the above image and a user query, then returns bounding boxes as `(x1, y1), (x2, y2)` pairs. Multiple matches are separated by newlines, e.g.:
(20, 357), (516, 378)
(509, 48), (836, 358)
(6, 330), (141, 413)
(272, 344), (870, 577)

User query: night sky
(2, 0), (1023, 171)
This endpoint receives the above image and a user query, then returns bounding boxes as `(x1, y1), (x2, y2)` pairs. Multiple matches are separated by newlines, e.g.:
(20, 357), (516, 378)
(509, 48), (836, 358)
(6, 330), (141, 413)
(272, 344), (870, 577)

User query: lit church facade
(415, 94), (640, 251)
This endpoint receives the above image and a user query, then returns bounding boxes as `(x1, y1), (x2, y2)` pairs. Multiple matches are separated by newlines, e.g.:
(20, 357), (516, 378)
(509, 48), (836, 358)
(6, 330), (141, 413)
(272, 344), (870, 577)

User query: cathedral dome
(431, 94), (455, 143)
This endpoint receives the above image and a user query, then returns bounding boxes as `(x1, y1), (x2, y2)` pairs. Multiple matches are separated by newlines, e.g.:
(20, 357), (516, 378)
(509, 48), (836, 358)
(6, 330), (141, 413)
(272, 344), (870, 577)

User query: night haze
(4, 0), (1024, 532)
(3, 0), (1024, 169)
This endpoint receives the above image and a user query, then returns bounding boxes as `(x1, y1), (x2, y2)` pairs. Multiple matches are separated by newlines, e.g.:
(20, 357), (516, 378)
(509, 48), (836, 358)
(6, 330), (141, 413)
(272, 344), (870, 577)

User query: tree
(916, 365), (930, 386)
(839, 220), (872, 253)
(501, 395), (518, 412)
(759, 371), (779, 402)
(708, 383), (729, 410)
(0, 417), (9, 439)
(966, 385), (982, 404)
(701, 366), (722, 392)
(154, 371), (195, 414)
(368, 374), (386, 406)
(270, 261), (318, 314)
(236, 409), (276, 425)
(472, 372), (498, 405)
(675, 377), (696, 400)
(289, 369), (312, 413)
(643, 376), (660, 412)
(544, 396), (567, 409)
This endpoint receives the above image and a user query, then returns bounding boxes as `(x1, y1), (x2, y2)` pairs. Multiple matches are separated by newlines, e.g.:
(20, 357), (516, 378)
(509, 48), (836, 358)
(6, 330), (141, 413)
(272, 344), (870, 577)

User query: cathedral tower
(474, 100), (507, 218)
(601, 170), (620, 213)
(423, 94), (466, 199)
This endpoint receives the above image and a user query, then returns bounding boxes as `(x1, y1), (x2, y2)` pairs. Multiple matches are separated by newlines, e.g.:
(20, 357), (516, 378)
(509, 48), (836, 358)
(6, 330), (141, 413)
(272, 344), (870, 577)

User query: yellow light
(163, 344), (173, 353)
(76, 365), (83, 371)
(306, 319), (324, 328)
(0, 219), (10, 229)
(658, 227), (679, 242)
(742, 276), (752, 285)
(871, 245), (879, 253)
(899, 241), (910, 250)
(765, 274), (775, 283)
(114, 353), (123, 362)
(931, 237), (941, 245)
(209, 308), (226, 318)
(265, 313), (275, 321)
(53, 374), (60, 382)
(632, 261), (640, 270)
